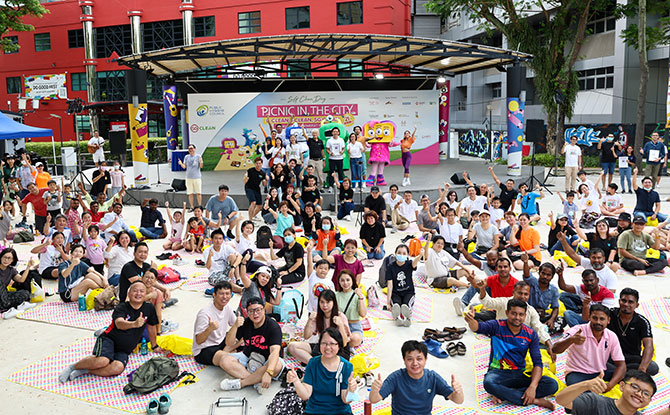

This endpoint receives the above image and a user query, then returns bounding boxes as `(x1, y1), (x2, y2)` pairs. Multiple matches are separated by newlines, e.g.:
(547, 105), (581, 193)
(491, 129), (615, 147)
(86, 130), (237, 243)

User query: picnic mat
(178, 274), (210, 292)
(7, 337), (204, 414)
(350, 400), (478, 415)
(639, 297), (670, 325)
(17, 301), (112, 330)
(366, 297), (433, 323)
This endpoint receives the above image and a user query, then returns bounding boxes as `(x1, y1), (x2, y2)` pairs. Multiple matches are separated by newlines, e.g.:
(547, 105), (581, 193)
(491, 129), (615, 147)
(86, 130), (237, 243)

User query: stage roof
(116, 33), (532, 80)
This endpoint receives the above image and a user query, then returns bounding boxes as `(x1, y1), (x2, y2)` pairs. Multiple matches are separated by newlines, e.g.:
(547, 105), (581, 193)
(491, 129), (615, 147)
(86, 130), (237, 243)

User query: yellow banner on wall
(128, 103), (149, 186)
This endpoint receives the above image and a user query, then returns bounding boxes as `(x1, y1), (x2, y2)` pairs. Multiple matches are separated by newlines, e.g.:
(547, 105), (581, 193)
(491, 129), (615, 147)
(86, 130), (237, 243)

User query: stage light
(437, 75), (446, 84)
(374, 73), (384, 80)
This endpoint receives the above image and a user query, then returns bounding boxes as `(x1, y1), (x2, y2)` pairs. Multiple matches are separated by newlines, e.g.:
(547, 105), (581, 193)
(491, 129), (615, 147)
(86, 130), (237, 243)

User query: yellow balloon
(508, 100), (519, 112)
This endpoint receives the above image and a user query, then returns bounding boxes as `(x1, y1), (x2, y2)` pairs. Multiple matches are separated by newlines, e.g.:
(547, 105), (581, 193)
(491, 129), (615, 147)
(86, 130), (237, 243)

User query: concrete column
(506, 63), (525, 176)
(79, 1), (97, 130)
(180, 1), (195, 46)
(128, 11), (142, 54)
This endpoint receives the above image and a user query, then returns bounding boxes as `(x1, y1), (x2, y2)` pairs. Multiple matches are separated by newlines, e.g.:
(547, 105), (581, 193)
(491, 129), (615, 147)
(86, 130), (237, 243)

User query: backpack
(377, 255), (396, 288)
(123, 356), (180, 394)
(94, 285), (119, 311)
(256, 225), (272, 249)
(267, 386), (305, 415)
(273, 289), (304, 322)
(156, 267), (181, 284)
(366, 284), (380, 308)
(13, 230), (34, 243)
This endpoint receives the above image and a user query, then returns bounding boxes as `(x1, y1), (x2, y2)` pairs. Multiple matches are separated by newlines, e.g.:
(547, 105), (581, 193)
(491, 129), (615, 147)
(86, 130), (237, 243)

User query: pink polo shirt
(564, 323), (624, 375)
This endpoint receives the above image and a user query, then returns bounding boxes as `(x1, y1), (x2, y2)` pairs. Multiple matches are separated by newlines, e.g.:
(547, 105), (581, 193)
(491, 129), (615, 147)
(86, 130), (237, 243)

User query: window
(71, 73), (87, 91)
(95, 25), (132, 58)
(68, 29), (84, 48)
(3, 36), (18, 54)
(286, 7), (310, 30)
(238, 11), (260, 34)
(143, 19), (184, 51)
(490, 82), (502, 99)
(337, 60), (363, 78)
(76, 115), (91, 133)
(34, 33), (51, 51)
(577, 66), (614, 91)
(337, 1), (362, 25)
(456, 86), (467, 111)
(96, 71), (126, 101)
(194, 16), (216, 37)
(6, 77), (22, 94)
(586, 15), (616, 35)
(286, 59), (311, 78)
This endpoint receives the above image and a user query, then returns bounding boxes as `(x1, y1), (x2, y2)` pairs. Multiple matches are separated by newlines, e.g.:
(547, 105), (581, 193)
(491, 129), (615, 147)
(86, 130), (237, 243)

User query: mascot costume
(363, 119), (399, 186)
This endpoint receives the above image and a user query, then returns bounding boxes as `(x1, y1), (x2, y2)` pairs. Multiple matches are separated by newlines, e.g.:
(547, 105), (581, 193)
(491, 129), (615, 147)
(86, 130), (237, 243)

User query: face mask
(395, 254), (407, 263)
(284, 235), (294, 244)
(644, 186), (652, 192)
(322, 224), (331, 231)
(114, 165), (120, 170)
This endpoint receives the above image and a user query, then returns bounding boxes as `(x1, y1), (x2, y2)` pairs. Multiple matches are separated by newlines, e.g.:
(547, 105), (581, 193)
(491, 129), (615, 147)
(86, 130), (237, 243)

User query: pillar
(79, 1), (97, 131)
(126, 70), (149, 187)
(163, 85), (179, 156)
(180, 1), (194, 46)
(506, 63), (525, 176)
(128, 11), (142, 54)
(438, 81), (450, 160)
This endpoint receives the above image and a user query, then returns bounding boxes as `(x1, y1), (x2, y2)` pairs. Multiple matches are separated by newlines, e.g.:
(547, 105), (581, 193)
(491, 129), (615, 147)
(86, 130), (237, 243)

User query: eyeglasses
(624, 381), (653, 399)
(320, 342), (339, 348)
(247, 307), (264, 315)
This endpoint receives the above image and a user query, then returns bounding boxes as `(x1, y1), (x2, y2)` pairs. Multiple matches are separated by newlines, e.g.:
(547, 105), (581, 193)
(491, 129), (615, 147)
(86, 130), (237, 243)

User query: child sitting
(0, 200), (30, 242)
(57, 243), (107, 303)
(163, 201), (186, 251)
(385, 244), (421, 327)
(314, 216), (340, 259)
(43, 179), (62, 217)
(557, 190), (579, 227)
(204, 229), (243, 292)
(306, 240), (335, 313)
(82, 221), (107, 275)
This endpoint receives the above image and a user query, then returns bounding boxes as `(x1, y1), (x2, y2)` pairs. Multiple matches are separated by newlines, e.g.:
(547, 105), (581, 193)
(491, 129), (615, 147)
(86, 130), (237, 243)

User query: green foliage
(0, 0), (48, 53)
(519, 154), (600, 168)
(616, 0), (670, 51)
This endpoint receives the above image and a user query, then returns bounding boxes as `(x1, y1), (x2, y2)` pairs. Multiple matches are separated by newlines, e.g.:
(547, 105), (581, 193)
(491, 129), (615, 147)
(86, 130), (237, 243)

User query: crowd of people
(3, 126), (670, 415)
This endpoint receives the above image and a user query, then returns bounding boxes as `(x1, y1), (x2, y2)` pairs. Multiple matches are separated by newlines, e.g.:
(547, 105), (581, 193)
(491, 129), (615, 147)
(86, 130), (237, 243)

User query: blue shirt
(517, 192), (540, 215)
(643, 141), (666, 165)
(303, 356), (353, 414)
(379, 368), (454, 415)
(205, 196), (238, 220)
(476, 319), (542, 371)
(562, 201), (578, 220)
(524, 274), (559, 311)
(140, 206), (165, 228)
(57, 260), (90, 294)
(633, 187), (660, 212)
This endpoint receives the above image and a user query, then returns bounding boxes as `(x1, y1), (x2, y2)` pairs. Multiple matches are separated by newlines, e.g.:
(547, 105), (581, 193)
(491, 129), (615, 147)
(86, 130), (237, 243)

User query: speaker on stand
(525, 119), (552, 194)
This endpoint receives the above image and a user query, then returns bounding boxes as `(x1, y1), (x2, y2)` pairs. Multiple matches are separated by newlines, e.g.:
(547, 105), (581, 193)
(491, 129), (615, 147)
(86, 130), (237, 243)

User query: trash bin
(171, 150), (188, 172)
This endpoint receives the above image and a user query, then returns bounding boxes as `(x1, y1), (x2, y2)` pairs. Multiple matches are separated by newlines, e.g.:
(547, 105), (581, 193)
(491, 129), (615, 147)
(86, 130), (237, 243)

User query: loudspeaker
(171, 179), (186, 192)
(450, 173), (467, 185)
(109, 131), (126, 155)
(526, 119), (545, 143)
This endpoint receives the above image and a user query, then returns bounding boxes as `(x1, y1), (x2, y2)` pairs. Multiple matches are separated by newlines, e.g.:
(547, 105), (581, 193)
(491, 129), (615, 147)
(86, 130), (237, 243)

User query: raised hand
(236, 315), (245, 327)
(135, 312), (146, 328)
(268, 239), (274, 249)
(347, 372), (357, 392)
(164, 201), (169, 207)
(355, 288), (364, 299)
(309, 312), (317, 321)
(520, 251), (529, 263)
(371, 373), (383, 393)
(586, 371), (608, 394)
(332, 315), (342, 327)
(286, 369), (299, 384)
(208, 317), (219, 331)
(464, 307), (476, 322)
(451, 374), (463, 396)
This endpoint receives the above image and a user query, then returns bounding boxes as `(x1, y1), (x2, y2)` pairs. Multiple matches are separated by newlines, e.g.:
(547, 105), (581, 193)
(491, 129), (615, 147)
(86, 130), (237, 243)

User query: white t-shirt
(424, 249), (458, 283)
(460, 196), (487, 215)
(88, 136), (105, 156)
(307, 271), (335, 313)
(490, 207), (505, 227)
(580, 258), (617, 292)
(602, 194), (622, 210)
(438, 220), (463, 244)
(348, 141), (364, 159)
(192, 302), (237, 356)
(383, 193), (402, 212)
(235, 235), (255, 255)
(580, 193), (601, 214)
(286, 143), (302, 163)
(38, 245), (64, 273)
(564, 144), (582, 167)
(326, 137), (346, 161)
(104, 245), (133, 276)
(203, 244), (236, 274)
(577, 179), (595, 192)
(46, 227), (73, 245)
(398, 200), (419, 221)
(271, 147), (286, 165)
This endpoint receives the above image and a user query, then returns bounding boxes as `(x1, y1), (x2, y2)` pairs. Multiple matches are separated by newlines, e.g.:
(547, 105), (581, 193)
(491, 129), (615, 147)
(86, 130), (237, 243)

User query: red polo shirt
(487, 274), (519, 298)
(21, 188), (47, 216)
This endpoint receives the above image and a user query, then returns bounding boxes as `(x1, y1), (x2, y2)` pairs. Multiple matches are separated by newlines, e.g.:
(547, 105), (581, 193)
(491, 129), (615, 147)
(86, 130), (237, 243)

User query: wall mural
(458, 129), (507, 160)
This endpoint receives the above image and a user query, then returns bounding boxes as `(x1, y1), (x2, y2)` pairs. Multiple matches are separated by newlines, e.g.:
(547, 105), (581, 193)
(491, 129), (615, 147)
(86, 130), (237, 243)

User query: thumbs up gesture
(451, 374), (463, 395)
(586, 370), (608, 394)
(347, 372), (358, 392)
(208, 317), (219, 331)
(371, 373), (383, 393)
(572, 327), (586, 345)
(286, 369), (299, 384)
(135, 312), (146, 328)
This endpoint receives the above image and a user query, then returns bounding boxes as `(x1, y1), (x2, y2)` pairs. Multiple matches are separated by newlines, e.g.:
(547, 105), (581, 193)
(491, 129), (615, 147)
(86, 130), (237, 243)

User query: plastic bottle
(78, 294), (86, 311)
(364, 399), (372, 415)
(140, 338), (148, 355)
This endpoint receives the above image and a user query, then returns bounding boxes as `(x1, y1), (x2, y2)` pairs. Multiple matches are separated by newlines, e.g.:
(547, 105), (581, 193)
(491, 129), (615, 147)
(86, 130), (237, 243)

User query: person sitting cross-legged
(617, 214), (667, 276)
(192, 281), (237, 368)
(58, 281), (163, 383)
(465, 299), (558, 410)
(552, 304), (626, 389)
(369, 340), (464, 415)
(138, 198), (167, 240)
(557, 269), (616, 327)
(219, 296), (285, 395)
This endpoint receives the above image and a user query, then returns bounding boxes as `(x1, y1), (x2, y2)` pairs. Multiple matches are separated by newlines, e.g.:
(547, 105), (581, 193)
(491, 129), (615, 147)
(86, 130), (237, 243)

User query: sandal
(445, 342), (458, 357)
(424, 328), (440, 337)
(456, 341), (467, 356)
(442, 332), (463, 341)
(424, 338), (448, 358)
(422, 334), (442, 342)
(442, 326), (467, 334)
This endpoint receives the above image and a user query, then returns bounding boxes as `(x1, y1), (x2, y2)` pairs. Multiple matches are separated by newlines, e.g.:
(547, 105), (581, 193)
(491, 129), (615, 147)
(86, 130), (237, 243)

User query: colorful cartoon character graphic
(363, 119), (400, 186)
(318, 116), (349, 179)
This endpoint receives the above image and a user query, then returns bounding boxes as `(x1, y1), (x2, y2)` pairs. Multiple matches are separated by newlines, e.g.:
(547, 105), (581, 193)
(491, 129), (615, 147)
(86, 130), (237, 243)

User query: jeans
(566, 370), (613, 386)
(337, 202), (355, 219)
(139, 226), (164, 239)
(263, 212), (276, 224)
(632, 210), (668, 223)
(560, 292), (582, 313)
(108, 273), (120, 286)
(461, 286), (491, 306)
(483, 369), (558, 406)
(564, 310), (587, 327)
(549, 235), (578, 255)
(365, 244), (385, 259)
(350, 157), (363, 187)
(619, 167), (632, 192)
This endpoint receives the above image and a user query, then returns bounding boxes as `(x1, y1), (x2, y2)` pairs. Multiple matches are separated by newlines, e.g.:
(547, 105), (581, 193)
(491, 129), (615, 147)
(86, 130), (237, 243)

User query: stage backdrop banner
(188, 91), (439, 171)
(24, 74), (67, 100)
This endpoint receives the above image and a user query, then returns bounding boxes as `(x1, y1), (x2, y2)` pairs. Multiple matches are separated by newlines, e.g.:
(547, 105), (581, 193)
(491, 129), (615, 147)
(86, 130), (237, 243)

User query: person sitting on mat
(59, 280), (163, 382)
(422, 235), (471, 290)
(557, 269), (616, 327)
(552, 304), (626, 390)
(335, 270), (367, 348)
(192, 281), (238, 368)
(58, 243), (108, 303)
(386, 244), (421, 327)
(555, 231), (618, 293)
(268, 227), (305, 285)
(617, 214), (667, 276)
(457, 257), (518, 317)
(465, 298), (558, 410)
(369, 340), (464, 414)
(520, 254), (560, 331)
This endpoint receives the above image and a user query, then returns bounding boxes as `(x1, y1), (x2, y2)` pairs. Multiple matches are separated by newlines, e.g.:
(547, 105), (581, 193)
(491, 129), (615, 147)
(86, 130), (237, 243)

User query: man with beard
(607, 288), (658, 375)
(466, 298), (558, 410)
(556, 232), (618, 292)
(553, 304), (626, 390)
(617, 214), (667, 276)
(558, 269), (616, 327)
(521, 254), (560, 330)
(453, 244), (499, 316)
(456, 257), (517, 319)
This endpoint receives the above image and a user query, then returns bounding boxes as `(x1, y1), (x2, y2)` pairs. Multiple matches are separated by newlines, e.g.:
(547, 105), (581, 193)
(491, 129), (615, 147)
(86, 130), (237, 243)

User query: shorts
(169, 237), (182, 243)
(194, 340), (226, 366)
(93, 335), (129, 367)
(60, 290), (73, 302)
(92, 151), (105, 163)
(186, 178), (202, 194)
(601, 162), (615, 175)
(41, 266), (58, 280)
(349, 321), (363, 334)
(245, 188), (263, 205)
(229, 352), (285, 380)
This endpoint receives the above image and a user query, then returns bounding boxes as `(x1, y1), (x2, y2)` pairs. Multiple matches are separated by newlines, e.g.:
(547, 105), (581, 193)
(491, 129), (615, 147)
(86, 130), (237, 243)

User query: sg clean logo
(196, 105), (209, 116)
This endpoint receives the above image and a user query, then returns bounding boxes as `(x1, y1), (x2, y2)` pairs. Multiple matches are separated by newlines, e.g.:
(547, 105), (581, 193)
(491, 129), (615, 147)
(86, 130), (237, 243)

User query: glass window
(606, 77), (614, 88)
(95, 25), (132, 58)
(96, 71), (126, 101)
(194, 16), (216, 38)
(286, 7), (310, 30)
(6, 76), (22, 94)
(3, 36), (18, 54)
(143, 19), (184, 51)
(287, 59), (311, 78)
(577, 66), (614, 91)
(238, 11), (261, 34)
(76, 115), (91, 132)
(337, 60), (363, 77)
(71, 73), (87, 91)
(68, 29), (84, 48)
(337, 1), (363, 25)
(34, 33), (51, 52)
(585, 78), (594, 90)
(490, 82), (502, 98)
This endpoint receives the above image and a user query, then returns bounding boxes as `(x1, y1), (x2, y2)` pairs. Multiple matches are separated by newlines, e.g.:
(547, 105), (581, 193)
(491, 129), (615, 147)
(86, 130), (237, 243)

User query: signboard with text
(24, 74), (68, 100)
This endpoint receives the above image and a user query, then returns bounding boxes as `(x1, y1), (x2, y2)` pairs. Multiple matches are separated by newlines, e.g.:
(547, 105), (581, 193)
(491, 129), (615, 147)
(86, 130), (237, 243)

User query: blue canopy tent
(0, 112), (55, 167)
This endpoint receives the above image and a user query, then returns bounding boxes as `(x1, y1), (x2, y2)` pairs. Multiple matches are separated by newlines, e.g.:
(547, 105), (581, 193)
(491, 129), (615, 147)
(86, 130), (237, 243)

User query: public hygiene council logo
(196, 105), (209, 116)
(190, 124), (216, 133)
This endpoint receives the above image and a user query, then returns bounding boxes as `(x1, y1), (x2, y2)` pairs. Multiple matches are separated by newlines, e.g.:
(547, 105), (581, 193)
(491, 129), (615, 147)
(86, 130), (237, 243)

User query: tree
(426, 0), (612, 153)
(616, 0), (670, 165)
(0, 0), (48, 53)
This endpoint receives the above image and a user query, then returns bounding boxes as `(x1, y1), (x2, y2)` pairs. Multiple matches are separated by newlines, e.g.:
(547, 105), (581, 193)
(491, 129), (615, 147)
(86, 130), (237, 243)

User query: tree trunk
(634, 0), (648, 168)
(546, 108), (558, 156)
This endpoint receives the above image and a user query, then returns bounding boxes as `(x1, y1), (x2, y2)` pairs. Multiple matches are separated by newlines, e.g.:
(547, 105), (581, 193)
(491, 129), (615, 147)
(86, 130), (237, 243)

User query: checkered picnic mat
(366, 297), (433, 322)
(17, 301), (112, 330)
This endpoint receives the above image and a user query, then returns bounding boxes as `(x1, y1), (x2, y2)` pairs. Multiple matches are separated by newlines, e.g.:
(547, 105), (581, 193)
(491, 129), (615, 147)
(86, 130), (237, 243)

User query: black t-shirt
(587, 233), (617, 258)
(103, 301), (158, 354)
(360, 222), (386, 248)
(498, 183), (519, 211)
(301, 174), (317, 188)
(237, 317), (282, 359)
(339, 187), (354, 202)
(307, 139), (325, 160)
(90, 170), (111, 197)
(601, 141), (616, 163)
(277, 242), (306, 276)
(607, 308), (653, 357)
(119, 261), (151, 302)
(245, 167), (266, 192)
(634, 187), (660, 212)
(270, 172), (289, 193)
(364, 195), (386, 216)
(572, 391), (635, 415)
(385, 260), (416, 293)
(548, 225), (576, 249)
(262, 196), (280, 215)
(301, 187), (321, 205)
(301, 212), (321, 235)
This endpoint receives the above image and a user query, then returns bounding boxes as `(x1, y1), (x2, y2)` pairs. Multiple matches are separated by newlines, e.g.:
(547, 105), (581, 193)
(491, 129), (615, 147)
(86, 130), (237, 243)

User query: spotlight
(437, 75), (446, 84)
(374, 73), (384, 80)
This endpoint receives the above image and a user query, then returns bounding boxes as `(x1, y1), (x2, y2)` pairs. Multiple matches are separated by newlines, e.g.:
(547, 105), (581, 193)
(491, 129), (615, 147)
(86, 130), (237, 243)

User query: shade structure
(0, 112), (53, 140)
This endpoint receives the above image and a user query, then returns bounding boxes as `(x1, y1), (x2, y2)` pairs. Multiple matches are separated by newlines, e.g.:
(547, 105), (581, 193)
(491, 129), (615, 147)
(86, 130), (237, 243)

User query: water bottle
(78, 294), (86, 311)
(140, 338), (148, 355)
(364, 399), (372, 415)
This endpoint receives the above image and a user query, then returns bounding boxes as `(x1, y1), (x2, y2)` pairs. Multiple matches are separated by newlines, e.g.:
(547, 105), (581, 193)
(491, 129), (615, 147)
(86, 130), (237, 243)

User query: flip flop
(423, 338), (448, 359)
(456, 341), (467, 356)
(442, 326), (467, 334)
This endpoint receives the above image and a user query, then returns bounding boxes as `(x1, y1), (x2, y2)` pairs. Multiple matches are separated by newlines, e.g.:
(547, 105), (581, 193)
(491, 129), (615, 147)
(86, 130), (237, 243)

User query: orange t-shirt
(316, 229), (337, 252)
(35, 172), (51, 189)
(401, 135), (415, 152)
(519, 227), (541, 261)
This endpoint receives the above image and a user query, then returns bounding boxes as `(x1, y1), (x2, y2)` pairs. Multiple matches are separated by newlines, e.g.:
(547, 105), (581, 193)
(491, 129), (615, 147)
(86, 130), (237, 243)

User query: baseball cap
(370, 186), (380, 193)
(557, 213), (569, 220)
(256, 266), (272, 276)
(633, 214), (646, 224)
(617, 212), (631, 222)
(35, 162), (44, 167)
(479, 209), (491, 216)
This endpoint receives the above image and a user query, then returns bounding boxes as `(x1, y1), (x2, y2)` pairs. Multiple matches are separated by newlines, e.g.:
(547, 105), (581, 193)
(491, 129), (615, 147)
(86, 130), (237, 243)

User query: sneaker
(94, 328), (105, 337)
(161, 320), (179, 333)
(204, 288), (214, 296)
(16, 301), (36, 311)
(158, 393), (172, 415)
(156, 253), (171, 260)
(391, 303), (400, 321)
(453, 297), (464, 316)
(407, 178), (411, 185)
(147, 398), (159, 415)
(344, 214), (351, 221)
(254, 383), (267, 395)
(163, 298), (178, 307)
(173, 258), (187, 266)
(226, 229), (235, 239)
(400, 304), (412, 326)
(391, 226), (398, 234)
(220, 378), (242, 391)
(2, 307), (20, 319)
(395, 315), (405, 326)
(195, 259), (206, 267)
